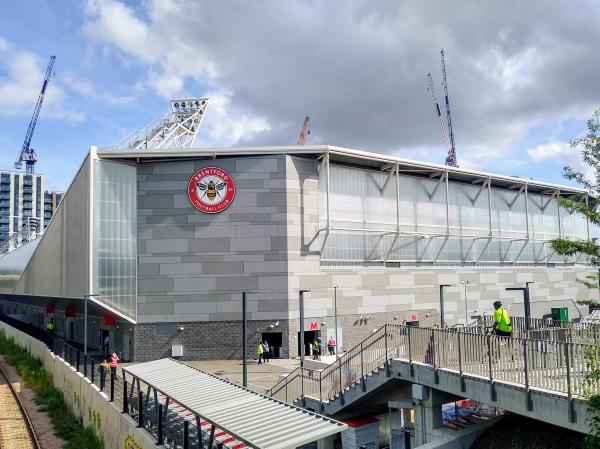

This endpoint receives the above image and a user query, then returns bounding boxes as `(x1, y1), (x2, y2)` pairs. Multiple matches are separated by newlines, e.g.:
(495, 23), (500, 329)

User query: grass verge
(0, 331), (103, 449)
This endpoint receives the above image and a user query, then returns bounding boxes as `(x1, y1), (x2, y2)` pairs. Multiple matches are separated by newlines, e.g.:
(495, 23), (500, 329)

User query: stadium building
(0, 144), (593, 362)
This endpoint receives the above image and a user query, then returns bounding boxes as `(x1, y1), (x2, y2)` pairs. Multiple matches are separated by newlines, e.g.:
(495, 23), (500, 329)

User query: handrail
(268, 323), (600, 406)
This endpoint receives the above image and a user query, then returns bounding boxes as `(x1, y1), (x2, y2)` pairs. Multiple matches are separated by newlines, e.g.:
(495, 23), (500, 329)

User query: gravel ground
(0, 356), (65, 449)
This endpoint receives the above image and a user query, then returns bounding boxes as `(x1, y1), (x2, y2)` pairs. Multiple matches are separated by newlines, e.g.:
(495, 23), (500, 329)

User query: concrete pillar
(412, 385), (444, 446)
(317, 434), (335, 449)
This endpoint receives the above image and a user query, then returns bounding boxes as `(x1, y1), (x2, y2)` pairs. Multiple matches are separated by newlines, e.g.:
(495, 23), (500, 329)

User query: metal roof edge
(95, 144), (591, 195)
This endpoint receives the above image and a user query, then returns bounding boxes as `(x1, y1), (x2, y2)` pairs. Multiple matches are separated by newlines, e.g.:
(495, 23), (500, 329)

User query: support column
(316, 434), (335, 449)
(412, 385), (444, 446)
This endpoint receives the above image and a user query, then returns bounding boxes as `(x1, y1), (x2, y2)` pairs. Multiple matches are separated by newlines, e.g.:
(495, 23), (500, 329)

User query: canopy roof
(123, 358), (346, 449)
(96, 144), (591, 197)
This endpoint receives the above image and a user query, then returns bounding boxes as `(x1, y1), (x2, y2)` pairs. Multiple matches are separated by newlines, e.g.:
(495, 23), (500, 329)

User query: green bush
(0, 332), (103, 449)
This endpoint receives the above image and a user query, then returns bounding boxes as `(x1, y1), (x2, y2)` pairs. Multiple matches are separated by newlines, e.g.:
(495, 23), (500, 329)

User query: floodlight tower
(117, 98), (209, 150)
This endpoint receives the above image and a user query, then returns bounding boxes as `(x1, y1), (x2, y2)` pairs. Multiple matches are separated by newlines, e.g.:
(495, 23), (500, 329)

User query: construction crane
(298, 116), (310, 145)
(427, 73), (451, 156)
(15, 55), (56, 174)
(440, 50), (457, 167)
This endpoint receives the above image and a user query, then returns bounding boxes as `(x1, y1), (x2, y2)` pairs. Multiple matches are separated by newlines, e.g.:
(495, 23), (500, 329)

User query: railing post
(285, 376), (288, 403)
(76, 350), (80, 372)
(523, 338), (533, 411)
(123, 379), (128, 414)
(319, 371), (324, 412)
(564, 343), (575, 423)
(457, 330), (465, 392)
(157, 403), (163, 445)
(301, 368), (306, 407)
(183, 419), (189, 449)
(407, 326), (414, 377)
(486, 334), (496, 401)
(110, 371), (115, 402)
(339, 358), (345, 405)
(137, 390), (143, 428)
(385, 324), (390, 377)
(432, 329), (438, 384)
(83, 354), (88, 378)
(360, 341), (366, 392)
(91, 359), (95, 384)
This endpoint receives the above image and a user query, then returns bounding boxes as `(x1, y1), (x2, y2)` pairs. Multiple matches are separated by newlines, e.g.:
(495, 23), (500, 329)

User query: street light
(299, 290), (310, 368)
(83, 293), (99, 357)
(506, 282), (533, 330)
(461, 281), (469, 325)
(439, 284), (452, 328)
(333, 285), (339, 358)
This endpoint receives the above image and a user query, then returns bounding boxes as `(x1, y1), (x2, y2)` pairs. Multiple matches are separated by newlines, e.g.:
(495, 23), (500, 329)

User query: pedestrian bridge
(267, 324), (599, 435)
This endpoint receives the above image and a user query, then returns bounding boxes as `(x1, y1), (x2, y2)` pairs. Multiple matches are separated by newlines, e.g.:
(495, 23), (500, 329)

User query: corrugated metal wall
(319, 164), (588, 266)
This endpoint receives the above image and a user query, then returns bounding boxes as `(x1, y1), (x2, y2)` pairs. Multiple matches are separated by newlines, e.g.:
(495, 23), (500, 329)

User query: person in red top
(109, 352), (119, 378)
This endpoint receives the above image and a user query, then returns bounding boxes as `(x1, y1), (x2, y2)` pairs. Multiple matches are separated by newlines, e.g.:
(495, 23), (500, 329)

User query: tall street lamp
(333, 284), (339, 358)
(299, 290), (310, 368)
(439, 284), (452, 328)
(506, 282), (533, 330)
(83, 294), (99, 357)
(461, 281), (469, 325)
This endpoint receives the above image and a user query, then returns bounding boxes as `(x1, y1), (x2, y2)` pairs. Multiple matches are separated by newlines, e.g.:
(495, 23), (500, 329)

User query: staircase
(267, 323), (599, 429)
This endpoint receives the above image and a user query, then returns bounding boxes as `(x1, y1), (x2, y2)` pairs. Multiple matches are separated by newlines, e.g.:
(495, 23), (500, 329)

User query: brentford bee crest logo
(188, 167), (236, 214)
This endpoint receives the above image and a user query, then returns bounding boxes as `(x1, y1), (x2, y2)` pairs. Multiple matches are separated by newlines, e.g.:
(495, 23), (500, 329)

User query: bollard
(123, 379), (128, 414)
(138, 391), (143, 428)
(157, 404), (163, 444)
(183, 420), (189, 449)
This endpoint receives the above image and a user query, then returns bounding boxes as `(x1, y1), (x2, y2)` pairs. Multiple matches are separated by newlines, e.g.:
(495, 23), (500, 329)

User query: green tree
(551, 109), (600, 447)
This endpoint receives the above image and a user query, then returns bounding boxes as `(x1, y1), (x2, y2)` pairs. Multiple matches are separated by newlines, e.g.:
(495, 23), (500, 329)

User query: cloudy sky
(1, 0), (599, 191)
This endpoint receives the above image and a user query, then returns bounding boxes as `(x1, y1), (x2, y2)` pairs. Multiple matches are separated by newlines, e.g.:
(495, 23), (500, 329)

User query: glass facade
(319, 164), (588, 266)
(92, 160), (137, 320)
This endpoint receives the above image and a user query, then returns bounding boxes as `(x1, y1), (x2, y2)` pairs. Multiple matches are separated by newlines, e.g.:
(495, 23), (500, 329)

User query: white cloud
(195, 91), (270, 147)
(527, 141), (593, 179)
(81, 0), (600, 164)
(0, 36), (8, 51)
(0, 44), (84, 122)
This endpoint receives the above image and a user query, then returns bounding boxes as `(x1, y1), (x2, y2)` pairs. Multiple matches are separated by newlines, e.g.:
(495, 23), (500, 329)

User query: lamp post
(506, 282), (533, 330)
(83, 294), (98, 356)
(439, 284), (451, 328)
(299, 290), (310, 368)
(333, 284), (339, 358)
(461, 281), (469, 325)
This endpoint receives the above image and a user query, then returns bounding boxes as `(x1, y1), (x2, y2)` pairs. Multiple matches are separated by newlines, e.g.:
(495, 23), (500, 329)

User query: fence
(0, 313), (230, 449)
(268, 324), (600, 406)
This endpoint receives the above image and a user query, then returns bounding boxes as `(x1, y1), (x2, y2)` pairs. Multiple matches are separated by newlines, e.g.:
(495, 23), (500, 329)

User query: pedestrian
(47, 320), (55, 333)
(492, 301), (513, 337)
(327, 336), (336, 355)
(103, 335), (110, 358)
(317, 336), (323, 356)
(312, 340), (319, 360)
(256, 341), (264, 364)
(263, 341), (270, 362)
(109, 352), (119, 379)
(99, 359), (110, 391)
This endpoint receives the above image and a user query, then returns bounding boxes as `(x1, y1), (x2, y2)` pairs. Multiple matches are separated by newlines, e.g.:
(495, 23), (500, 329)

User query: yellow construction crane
(298, 116), (310, 145)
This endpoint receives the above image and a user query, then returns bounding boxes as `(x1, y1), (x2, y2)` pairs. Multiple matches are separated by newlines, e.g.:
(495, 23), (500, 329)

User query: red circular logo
(188, 167), (236, 214)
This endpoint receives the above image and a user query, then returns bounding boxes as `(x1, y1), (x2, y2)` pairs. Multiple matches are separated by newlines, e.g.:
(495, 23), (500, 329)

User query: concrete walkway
(184, 358), (299, 394)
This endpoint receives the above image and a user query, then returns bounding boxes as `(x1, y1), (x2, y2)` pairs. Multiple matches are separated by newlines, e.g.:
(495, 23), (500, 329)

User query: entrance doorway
(297, 330), (320, 357)
(261, 332), (283, 358)
(101, 329), (110, 358)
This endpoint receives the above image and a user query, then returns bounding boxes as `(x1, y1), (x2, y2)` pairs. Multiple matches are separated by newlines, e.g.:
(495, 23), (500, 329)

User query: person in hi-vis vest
(492, 301), (512, 337)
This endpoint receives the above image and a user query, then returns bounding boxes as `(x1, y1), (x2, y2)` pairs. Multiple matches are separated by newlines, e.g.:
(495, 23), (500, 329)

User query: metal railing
(0, 314), (238, 449)
(267, 323), (600, 406)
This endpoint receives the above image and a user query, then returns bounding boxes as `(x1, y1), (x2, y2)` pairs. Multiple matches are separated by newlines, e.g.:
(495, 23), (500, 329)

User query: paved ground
(184, 358), (299, 394)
